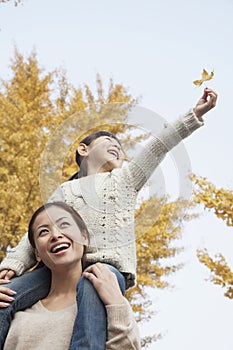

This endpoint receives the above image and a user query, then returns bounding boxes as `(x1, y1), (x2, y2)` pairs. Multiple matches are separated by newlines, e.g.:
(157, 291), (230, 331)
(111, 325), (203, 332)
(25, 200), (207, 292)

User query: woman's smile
(50, 241), (71, 254)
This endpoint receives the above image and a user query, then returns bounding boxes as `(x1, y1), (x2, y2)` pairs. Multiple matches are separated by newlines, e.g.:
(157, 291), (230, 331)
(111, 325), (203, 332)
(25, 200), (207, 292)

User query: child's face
(32, 206), (87, 270)
(86, 136), (124, 173)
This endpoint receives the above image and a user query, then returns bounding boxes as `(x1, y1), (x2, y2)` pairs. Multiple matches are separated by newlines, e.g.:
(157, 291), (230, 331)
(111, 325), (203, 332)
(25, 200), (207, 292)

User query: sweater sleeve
(124, 109), (204, 192)
(0, 234), (36, 276)
(47, 184), (66, 203)
(0, 186), (65, 275)
(106, 298), (141, 350)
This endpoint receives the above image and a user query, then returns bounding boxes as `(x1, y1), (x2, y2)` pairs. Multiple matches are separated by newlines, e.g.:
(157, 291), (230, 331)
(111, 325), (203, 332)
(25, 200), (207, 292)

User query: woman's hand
(194, 87), (218, 120)
(0, 281), (16, 308)
(0, 269), (15, 280)
(82, 263), (125, 306)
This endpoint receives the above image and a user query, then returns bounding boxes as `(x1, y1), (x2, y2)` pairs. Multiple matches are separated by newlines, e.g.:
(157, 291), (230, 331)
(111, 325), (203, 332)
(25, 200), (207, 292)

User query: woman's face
(85, 136), (124, 173)
(32, 206), (87, 271)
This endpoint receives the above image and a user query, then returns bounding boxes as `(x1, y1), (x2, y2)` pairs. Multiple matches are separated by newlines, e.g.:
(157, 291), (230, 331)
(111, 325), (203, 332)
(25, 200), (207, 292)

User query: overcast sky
(1, 1), (233, 349)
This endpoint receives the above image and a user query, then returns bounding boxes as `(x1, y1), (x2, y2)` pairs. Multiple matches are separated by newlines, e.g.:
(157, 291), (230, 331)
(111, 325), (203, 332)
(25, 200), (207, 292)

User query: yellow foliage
(192, 174), (233, 226)
(192, 174), (233, 299)
(197, 249), (233, 299)
(193, 69), (214, 87)
(0, 50), (54, 260)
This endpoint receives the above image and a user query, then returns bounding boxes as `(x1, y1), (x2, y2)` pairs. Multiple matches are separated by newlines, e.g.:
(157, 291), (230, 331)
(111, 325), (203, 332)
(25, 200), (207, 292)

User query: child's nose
(50, 226), (63, 240)
(113, 143), (121, 151)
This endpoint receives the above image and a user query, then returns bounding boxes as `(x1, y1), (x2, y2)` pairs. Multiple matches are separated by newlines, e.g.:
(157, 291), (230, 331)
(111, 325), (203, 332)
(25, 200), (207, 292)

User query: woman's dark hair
(69, 130), (122, 180)
(28, 202), (90, 251)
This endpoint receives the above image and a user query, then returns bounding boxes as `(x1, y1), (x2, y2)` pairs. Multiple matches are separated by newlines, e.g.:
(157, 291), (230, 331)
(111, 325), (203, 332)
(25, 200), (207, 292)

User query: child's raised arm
(123, 88), (217, 192)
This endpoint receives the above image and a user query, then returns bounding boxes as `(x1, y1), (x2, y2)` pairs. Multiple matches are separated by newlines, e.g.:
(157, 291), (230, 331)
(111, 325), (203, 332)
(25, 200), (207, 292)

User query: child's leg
(69, 264), (125, 350)
(0, 266), (51, 348)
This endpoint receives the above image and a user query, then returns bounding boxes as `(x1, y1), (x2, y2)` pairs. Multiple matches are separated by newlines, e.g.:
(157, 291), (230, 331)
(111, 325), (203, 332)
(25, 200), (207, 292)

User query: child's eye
(38, 229), (49, 236)
(105, 137), (122, 150)
(60, 221), (70, 228)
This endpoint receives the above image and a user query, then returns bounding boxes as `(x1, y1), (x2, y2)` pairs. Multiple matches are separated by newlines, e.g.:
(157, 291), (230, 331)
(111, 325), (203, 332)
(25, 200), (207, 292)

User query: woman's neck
(41, 266), (82, 311)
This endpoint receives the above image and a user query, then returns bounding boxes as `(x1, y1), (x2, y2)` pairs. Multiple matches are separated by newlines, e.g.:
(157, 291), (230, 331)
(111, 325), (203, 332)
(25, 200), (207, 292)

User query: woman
(1, 202), (140, 349)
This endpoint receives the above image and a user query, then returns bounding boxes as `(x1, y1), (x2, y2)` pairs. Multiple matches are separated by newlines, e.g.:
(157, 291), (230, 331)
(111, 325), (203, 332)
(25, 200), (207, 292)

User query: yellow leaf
(193, 69), (214, 86)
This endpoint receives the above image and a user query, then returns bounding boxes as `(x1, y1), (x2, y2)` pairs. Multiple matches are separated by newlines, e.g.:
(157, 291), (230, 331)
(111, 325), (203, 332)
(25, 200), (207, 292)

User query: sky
(0, 0), (233, 349)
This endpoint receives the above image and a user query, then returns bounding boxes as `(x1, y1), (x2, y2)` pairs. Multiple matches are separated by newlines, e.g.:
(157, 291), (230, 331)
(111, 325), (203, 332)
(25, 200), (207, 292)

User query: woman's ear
(77, 143), (89, 158)
(34, 249), (42, 262)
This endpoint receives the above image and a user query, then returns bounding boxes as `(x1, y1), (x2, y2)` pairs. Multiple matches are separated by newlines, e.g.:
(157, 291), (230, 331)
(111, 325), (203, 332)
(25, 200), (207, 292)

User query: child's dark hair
(28, 202), (90, 251)
(69, 130), (122, 180)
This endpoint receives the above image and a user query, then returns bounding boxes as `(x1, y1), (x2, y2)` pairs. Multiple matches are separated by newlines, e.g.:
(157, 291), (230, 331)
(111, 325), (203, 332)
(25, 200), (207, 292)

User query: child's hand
(194, 87), (218, 120)
(0, 272), (17, 308)
(82, 263), (125, 306)
(0, 283), (16, 308)
(0, 269), (15, 280)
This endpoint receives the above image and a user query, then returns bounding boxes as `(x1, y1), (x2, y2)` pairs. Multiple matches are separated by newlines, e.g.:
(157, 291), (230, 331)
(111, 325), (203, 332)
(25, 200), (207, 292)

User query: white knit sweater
(0, 109), (204, 288)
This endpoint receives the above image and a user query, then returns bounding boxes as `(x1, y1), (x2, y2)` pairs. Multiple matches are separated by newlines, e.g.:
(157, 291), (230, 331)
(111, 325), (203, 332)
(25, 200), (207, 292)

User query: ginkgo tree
(0, 49), (195, 346)
(192, 174), (233, 299)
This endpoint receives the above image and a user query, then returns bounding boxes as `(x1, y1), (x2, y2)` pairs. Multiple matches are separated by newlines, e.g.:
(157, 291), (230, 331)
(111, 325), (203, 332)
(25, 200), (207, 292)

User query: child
(0, 88), (217, 349)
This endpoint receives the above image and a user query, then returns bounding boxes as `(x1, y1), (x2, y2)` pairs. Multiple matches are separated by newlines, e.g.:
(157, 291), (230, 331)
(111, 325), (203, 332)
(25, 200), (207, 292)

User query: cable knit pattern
(0, 109), (204, 288)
